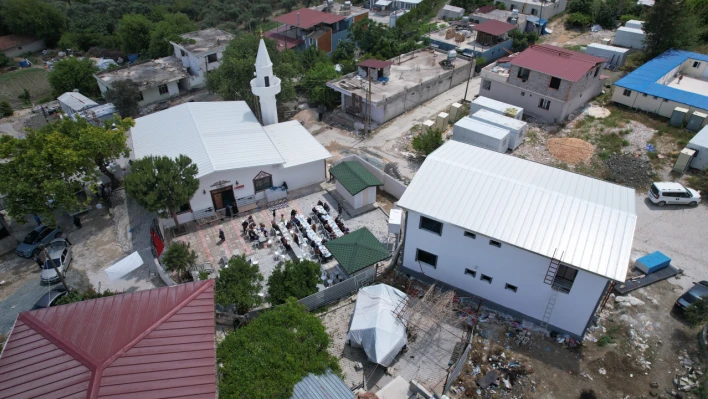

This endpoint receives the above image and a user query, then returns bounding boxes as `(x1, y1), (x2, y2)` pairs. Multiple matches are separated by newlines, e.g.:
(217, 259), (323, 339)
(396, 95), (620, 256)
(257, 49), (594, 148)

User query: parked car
(675, 281), (708, 311)
(40, 239), (72, 284)
(31, 289), (68, 310)
(648, 182), (701, 207)
(16, 225), (62, 258)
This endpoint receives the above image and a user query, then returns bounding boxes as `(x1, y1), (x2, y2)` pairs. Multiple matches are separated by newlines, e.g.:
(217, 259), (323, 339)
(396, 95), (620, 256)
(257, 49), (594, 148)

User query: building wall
(331, 30), (348, 53)
(317, 30), (333, 54)
(612, 87), (708, 127)
(480, 78), (566, 122)
(680, 58), (708, 79)
(172, 43), (225, 88)
(562, 79), (602, 119)
(584, 46), (629, 68)
(614, 29), (646, 49)
(137, 81), (181, 106)
(335, 180), (361, 208)
(401, 210), (608, 337)
(495, 0), (566, 18)
(507, 65), (572, 102)
(3, 39), (45, 58)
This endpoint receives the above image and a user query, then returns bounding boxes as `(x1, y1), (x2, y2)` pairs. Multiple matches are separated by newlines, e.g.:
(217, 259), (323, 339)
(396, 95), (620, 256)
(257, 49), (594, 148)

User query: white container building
(470, 96), (524, 120)
(614, 27), (646, 49)
(452, 117), (510, 153)
(585, 43), (630, 69)
(469, 109), (528, 150)
(687, 126), (708, 170)
(624, 20), (644, 30)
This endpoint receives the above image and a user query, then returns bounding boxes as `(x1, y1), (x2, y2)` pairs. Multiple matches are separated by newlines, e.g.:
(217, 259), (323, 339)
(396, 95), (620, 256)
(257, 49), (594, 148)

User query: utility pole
(463, 58), (476, 103)
(43, 245), (69, 291)
(364, 66), (372, 137)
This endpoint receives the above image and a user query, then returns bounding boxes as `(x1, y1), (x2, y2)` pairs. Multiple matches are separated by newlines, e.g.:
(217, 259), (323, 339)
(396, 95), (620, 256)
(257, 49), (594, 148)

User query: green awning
(330, 162), (383, 195)
(324, 227), (390, 275)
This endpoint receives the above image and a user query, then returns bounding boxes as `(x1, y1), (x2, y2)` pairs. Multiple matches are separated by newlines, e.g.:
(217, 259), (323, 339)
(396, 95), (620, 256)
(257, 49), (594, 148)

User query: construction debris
(477, 370), (499, 389)
(604, 154), (652, 188)
(547, 138), (594, 164)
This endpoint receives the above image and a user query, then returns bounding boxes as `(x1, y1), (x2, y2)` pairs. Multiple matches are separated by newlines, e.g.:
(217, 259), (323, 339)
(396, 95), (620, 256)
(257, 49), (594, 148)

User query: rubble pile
(672, 351), (702, 393)
(604, 154), (652, 188)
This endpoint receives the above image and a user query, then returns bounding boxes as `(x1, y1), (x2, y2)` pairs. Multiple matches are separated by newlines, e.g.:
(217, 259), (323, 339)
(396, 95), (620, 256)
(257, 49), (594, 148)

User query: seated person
(314, 247), (322, 257)
(317, 200), (324, 207)
(281, 237), (291, 251)
(248, 230), (258, 241)
(310, 240), (317, 248)
(286, 221), (293, 230)
(323, 203), (330, 212)
(312, 207), (318, 215)
(306, 217), (312, 225)
(294, 217), (301, 226)
(310, 223), (317, 231)
(293, 234), (300, 245)
(247, 215), (254, 223)
(325, 224), (333, 233)
(291, 209), (297, 217)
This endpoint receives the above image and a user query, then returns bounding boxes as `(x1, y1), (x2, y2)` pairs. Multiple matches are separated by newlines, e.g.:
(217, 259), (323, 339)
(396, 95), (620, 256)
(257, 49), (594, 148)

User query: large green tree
(48, 58), (99, 98)
(267, 259), (320, 305)
(303, 62), (340, 106)
(117, 14), (154, 54)
(104, 80), (141, 117)
(207, 35), (298, 111)
(215, 254), (264, 314)
(643, 0), (699, 58)
(0, 117), (132, 223)
(2, 0), (66, 47)
(124, 155), (199, 229)
(217, 299), (340, 399)
(161, 241), (198, 282)
(148, 13), (196, 58)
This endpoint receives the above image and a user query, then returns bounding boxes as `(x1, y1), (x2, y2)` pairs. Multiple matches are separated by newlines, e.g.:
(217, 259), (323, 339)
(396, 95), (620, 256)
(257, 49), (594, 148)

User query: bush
(688, 170), (708, 202)
(0, 52), (10, 67)
(54, 288), (119, 306)
(619, 14), (640, 25)
(686, 297), (708, 327)
(412, 128), (444, 156)
(161, 241), (197, 282)
(568, 0), (593, 15)
(267, 259), (320, 305)
(0, 102), (13, 118)
(566, 12), (593, 29)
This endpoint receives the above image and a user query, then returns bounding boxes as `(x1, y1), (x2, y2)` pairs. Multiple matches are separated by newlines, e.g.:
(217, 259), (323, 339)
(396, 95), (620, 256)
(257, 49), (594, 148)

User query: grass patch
(0, 67), (51, 108)
(526, 130), (539, 145)
(563, 44), (584, 51)
(597, 325), (623, 347)
(596, 133), (625, 159)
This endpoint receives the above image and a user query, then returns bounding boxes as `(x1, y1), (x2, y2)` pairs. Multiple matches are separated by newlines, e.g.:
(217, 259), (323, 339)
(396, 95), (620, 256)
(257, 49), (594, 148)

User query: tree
(685, 297), (708, 327)
(124, 155), (199, 229)
(281, 0), (297, 12)
(117, 14), (153, 54)
(2, 0), (66, 47)
(148, 13), (196, 58)
(0, 117), (133, 223)
(267, 259), (320, 305)
(207, 35), (298, 111)
(215, 254), (264, 314)
(104, 80), (141, 117)
(643, 0), (699, 58)
(253, 4), (273, 21)
(303, 62), (340, 106)
(17, 89), (30, 106)
(0, 53), (10, 67)
(217, 299), (340, 399)
(48, 58), (99, 98)
(331, 40), (356, 64)
(55, 288), (119, 306)
(568, 0), (593, 14)
(593, 1), (617, 29)
(412, 128), (444, 156)
(0, 102), (13, 118)
(566, 12), (594, 29)
(161, 242), (197, 282)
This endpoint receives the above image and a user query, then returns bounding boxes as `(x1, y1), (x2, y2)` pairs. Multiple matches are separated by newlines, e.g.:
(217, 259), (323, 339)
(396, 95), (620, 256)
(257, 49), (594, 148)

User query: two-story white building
(170, 28), (234, 89)
(397, 141), (637, 339)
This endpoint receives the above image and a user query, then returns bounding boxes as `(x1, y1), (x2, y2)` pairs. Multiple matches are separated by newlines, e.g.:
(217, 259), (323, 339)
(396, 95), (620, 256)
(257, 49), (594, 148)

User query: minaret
(250, 37), (281, 126)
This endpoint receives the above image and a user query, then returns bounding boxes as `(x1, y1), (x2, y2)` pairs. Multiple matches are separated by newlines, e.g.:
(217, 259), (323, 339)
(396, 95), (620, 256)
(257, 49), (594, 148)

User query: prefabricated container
(585, 43), (630, 69)
(452, 117), (511, 153)
(687, 125), (708, 170)
(614, 27), (646, 49)
(686, 111), (707, 132)
(470, 96), (524, 120)
(625, 20), (644, 30)
(469, 109), (528, 150)
(673, 148), (696, 174)
(669, 107), (689, 127)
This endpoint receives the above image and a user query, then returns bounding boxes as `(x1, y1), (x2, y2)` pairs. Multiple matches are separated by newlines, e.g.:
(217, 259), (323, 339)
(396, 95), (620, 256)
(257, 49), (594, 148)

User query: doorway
(210, 186), (236, 210)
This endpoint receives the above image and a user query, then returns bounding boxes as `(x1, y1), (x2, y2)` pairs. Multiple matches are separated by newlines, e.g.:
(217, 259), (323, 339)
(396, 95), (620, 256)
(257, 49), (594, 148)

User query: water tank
(448, 50), (457, 62)
(512, 9), (519, 16)
(462, 16), (470, 23)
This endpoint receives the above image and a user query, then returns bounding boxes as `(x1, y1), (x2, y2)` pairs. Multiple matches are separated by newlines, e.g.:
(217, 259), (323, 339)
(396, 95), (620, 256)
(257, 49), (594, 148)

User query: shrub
(267, 259), (320, 305)
(688, 170), (708, 201)
(161, 241), (197, 282)
(0, 102), (13, 118)
(412, 128), (444, 156)
(566, 12), (593, 29)
(216, 254), (264, 314)
(55, 288), (119, 306)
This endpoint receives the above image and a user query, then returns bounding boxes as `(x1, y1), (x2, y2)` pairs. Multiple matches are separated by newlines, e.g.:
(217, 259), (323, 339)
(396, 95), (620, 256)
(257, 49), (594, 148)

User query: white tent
(347, 284), (408, 367)
(105, 251), (144, 281)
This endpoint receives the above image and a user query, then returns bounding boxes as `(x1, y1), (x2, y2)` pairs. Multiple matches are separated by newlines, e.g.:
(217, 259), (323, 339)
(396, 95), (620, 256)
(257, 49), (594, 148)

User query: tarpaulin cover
(347, 284), (408, 367)
(105, 251), (144, 281)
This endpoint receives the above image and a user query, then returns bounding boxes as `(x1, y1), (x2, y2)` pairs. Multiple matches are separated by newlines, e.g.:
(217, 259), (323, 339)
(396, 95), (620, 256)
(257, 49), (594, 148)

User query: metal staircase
(540, 249), (564, 329)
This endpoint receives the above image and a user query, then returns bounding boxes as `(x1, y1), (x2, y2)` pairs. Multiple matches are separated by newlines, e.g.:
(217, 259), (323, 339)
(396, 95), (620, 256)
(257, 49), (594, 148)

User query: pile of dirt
(604, 154), (652, 188)
(547, 138), (594, 164)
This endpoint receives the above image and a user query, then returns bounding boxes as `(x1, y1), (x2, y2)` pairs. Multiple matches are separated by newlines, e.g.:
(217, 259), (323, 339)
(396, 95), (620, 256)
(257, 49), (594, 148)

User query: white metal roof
(470, 109), (526, 131)
(455, 117), (510, 140)
(57, 92), (98, 112)
(472, 96), (523, 115)
(586, 43), (630, 53)
(263, 120), (332, 168)
(397, 141), (637, 282)
(689, 125), (708, 148)
(131, 102), (285, 178)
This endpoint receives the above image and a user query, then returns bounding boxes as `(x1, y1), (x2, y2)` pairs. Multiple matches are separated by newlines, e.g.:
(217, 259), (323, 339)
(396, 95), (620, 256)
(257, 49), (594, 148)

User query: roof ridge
(186, 103), (219, 173)
(262, 121), (291, 165)
(85, 280), (214, 399)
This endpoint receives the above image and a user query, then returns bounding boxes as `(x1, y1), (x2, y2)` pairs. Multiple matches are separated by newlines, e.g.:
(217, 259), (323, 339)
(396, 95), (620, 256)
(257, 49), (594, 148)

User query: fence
(443, 343), (471, 394)
(299, 266), (377, 311)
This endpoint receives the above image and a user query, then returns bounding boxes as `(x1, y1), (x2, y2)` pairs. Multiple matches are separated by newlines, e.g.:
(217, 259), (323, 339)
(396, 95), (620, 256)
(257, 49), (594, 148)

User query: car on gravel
(675, 281), (708, 311)
(31, 289), (68, 310)
(648, 182), (701, 207)
(16, 225), (62, 258)
(40, 239), (72, 284)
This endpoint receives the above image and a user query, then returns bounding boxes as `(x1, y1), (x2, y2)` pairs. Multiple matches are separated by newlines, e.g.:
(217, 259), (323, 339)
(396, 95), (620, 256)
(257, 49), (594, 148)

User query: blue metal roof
(290, 371), (354, 399)
(614, 50), (708, 109)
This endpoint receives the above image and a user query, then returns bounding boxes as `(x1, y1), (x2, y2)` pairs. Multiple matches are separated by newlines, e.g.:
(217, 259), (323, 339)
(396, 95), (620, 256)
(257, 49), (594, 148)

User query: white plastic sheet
(105, 251), (144, 281)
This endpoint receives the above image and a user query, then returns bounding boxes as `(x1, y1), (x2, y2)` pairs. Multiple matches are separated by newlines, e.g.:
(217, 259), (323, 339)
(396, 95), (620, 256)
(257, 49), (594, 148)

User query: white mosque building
(130, 39), (333, 226)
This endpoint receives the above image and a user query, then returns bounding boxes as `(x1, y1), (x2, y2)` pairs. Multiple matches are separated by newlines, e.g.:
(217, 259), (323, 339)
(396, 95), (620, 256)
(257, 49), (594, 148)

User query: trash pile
(673, 351), (702, 392)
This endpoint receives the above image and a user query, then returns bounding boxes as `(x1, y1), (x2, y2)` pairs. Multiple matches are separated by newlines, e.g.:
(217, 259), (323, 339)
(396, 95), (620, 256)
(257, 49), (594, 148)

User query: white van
(648, 182), (701, 207)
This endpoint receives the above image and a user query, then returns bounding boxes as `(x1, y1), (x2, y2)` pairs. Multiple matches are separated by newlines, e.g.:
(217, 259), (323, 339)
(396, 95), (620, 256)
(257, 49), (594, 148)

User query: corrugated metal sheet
(0, 281), (216, 399)
(263, 120), (332, 168)
(58, 92), (98, 112)
(397, 141), (637, 282)
(510, 44), (605, 82)
(614, 50), (708, 110)
(290, 371), (353, 399)
(473, 20), (516, 36)
(131, 102), (285, 178)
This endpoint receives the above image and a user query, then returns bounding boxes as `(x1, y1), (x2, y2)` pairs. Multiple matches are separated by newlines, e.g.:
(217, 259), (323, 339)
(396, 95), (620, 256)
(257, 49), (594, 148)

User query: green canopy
(330, 162), (383, 195)
(324, 227), (390, 275)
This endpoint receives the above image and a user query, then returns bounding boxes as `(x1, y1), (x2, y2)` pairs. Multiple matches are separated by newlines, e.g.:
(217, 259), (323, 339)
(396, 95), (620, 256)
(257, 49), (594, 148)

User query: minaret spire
(251, 39), (281, 126)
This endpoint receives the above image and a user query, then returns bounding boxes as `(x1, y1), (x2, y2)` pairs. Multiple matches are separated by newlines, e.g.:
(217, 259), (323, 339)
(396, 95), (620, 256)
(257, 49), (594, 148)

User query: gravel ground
(604, 154), (653, 188)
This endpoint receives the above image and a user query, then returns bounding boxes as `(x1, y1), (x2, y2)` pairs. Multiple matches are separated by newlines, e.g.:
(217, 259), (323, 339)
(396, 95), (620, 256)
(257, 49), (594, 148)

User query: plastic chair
(273, 251), (280, 260)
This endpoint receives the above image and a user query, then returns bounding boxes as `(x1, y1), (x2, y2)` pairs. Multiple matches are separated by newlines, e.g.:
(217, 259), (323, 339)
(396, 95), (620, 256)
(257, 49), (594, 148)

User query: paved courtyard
(168, 183), (391, 287)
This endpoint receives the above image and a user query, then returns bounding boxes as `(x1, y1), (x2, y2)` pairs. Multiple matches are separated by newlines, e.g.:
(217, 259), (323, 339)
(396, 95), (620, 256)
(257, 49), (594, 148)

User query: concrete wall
(507, 65), (573, 102)
(4, 39), (45, 58)
(480, 78), (566, 122)
(680, 58), (708, 79)
(401, 210), (608, 338)
(340, 154), (408, 199)
(495, 0), (567, 18)
(476, 40), (514, 63)
(612, 87), (708, 127)
(172, 43), (225, 88)
(331, 30), (349, 53)
(137, 81), (180, 106)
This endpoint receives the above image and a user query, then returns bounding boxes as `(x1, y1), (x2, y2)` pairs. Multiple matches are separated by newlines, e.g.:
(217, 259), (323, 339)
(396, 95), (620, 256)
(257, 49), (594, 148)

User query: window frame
(693, 61), (701, 68)
(464, 231), (476, 239)
(207, 53), (218, 63)
(505, 283), (518, 292)
(480, 274), (493, 284)
(517, 67), (530, 80)
(158, 84), (169, 95)
(594, 67), (600, 77)
(137, 91), (144, 102)
(419, 216), (443, 235)
(489, 240), (501, 248)
(538, 98), (550, 110)
(415, 248), (438, 268)
(180, 49), (187, 57)
(549, 77), (561, 90)
(253, 171), (273, 193)
(482, 80), (492, 91)
(552, 264), (578, 293)
(464, 268), (476, 277)
(622, 89), (632, 97)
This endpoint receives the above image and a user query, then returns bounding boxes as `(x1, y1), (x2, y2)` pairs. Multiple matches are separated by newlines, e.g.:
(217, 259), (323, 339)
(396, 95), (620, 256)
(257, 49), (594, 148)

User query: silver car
(41, 239), (72, 284)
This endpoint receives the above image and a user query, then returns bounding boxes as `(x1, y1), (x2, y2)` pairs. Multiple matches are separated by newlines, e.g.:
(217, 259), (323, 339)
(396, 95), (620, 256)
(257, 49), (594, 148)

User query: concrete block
(436, 112), (449, 131)
(449, 102), (463, 121)
(423, 120), (435, 131)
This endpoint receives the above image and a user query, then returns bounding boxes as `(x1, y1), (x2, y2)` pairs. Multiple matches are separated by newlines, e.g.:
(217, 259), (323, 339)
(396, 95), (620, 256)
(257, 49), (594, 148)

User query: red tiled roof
(475, 5), (497, 14)
(265, 29), (304, 51)
(473, 20), (516, 36)
(358, 59), (393, 69)
(510, 44), (606, 82)
(0, 281), (216, 399)
(0, 35), (39, 51)
(274, 8), (346, 30)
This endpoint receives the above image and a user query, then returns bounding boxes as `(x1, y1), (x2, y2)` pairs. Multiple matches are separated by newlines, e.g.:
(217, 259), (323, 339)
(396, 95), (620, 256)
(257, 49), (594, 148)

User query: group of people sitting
(242, 215), (269, 242)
